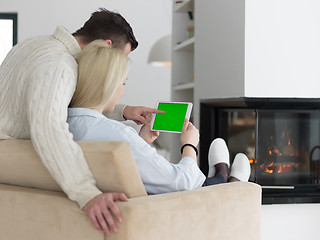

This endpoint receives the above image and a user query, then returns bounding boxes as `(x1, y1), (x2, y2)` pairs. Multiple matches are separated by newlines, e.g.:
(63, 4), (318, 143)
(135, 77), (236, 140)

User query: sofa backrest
(0, 140), (147, 198)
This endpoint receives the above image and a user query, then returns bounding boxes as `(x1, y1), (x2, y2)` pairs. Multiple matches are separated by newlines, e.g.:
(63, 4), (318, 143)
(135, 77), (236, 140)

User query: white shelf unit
(174, 0), (194, 13)
(170, 0), (195, 163)
(173, 36), (195, 51)
(172, 81), (194, 91)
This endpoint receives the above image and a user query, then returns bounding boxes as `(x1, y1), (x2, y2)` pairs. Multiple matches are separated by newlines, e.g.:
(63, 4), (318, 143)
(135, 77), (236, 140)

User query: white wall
(195, 0), (245, 101)
(195, 0), (320, 100)
(245, 0), (320, 98)
(1, 0), (172, 107)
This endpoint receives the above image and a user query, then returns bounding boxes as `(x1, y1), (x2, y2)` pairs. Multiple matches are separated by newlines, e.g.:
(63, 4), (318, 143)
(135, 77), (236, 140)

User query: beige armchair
(0, 140), (261, 240)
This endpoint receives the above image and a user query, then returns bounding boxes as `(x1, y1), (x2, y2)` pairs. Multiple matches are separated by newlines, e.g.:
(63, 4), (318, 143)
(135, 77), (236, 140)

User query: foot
(228, 153), (251, 182)
(208, 138), (230, 178)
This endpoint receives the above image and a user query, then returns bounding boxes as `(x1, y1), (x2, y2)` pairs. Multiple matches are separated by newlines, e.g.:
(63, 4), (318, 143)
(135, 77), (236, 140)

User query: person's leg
(202, 163), (228, 186)
(203, 154), (251, 186)
(203, 174), (226, 186)
(204, 138), (251, 186)
(203, 138), (230, 186)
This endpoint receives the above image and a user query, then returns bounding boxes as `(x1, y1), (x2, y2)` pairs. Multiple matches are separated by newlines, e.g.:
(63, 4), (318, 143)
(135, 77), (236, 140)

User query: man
(0, 8), (162, 236)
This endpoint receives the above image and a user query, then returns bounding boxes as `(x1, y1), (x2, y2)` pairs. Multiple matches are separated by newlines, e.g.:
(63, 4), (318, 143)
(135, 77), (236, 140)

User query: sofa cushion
(0, 140), (147, 198)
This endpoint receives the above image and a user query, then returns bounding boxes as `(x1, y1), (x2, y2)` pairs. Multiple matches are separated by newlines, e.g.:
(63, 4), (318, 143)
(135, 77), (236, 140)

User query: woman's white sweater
(0, 26), (126, 208)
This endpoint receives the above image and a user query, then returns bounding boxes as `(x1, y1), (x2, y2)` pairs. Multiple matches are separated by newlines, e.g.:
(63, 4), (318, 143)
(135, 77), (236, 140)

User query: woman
(68, 40), (251, 195)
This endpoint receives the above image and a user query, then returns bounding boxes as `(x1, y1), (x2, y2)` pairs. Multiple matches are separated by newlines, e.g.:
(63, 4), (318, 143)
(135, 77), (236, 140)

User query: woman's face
(104, 78), (127, 112)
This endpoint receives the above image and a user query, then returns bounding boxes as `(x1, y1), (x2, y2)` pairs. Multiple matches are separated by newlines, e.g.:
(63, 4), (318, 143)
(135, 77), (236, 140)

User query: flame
(249, 159), (257, 164)
(265, 162), (275, 173)
(269, 146), (281, 156)
(277, 164), (295, 173)
(260, 124), (301, 174)
(266, 169), (274, 174)
(260, 162), (297, 174)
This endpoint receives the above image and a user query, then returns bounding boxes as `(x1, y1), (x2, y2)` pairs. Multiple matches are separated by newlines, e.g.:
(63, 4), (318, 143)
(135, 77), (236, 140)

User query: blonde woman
(68, 40), (251, 232)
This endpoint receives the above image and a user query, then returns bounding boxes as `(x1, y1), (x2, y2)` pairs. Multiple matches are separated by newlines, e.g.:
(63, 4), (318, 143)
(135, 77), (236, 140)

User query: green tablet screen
(152, 102), (189, 132)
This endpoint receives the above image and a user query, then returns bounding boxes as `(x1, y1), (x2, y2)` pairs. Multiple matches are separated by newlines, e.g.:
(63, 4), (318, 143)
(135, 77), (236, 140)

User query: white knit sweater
(0, 26), (126, 208)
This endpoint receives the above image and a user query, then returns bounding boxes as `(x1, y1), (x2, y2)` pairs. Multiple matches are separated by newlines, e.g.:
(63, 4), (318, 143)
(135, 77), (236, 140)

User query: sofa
(0, 140), (262, 240)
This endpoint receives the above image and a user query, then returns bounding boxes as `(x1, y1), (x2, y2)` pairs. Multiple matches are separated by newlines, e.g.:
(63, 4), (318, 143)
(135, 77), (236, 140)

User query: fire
(265, 162), (275, 173)
(261, 126), (299, 174)
(254, 123), (304, 175)
(266, 169), (273, 174)
(260, 161), (298, 174)
(278, 164), (294, 173)
(269, 146), (281, 156)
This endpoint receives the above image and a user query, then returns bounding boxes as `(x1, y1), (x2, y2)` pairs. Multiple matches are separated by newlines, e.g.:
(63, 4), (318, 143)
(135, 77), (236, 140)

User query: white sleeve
(112, 125), (206, 193)
(27, 60), (101, 209)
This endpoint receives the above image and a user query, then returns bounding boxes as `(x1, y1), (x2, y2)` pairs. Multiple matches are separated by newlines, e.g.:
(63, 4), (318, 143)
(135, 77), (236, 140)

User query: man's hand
(139, 115), (160, 144)
(123, 106), (165, 125)
(83, 193), (128, 236)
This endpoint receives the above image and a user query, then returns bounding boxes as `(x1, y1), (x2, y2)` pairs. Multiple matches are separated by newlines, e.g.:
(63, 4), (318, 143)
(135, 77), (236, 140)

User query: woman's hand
(83, 192), (128, 236)
(123, 106), (165, 125)
(180, 118), (199, 147)
(180, 119), (199, 161)
(139, 114), (160, 144)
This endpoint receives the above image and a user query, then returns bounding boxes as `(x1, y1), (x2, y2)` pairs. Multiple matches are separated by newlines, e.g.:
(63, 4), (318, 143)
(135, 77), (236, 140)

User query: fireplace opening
(200, 98), (320, 204)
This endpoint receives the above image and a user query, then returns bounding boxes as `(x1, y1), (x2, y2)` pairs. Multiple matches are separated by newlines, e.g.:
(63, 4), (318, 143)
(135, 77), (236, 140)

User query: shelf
(173, 82), (195, 91)
(174, 37), (195, 51)
(170, 0), (195, 163)
(174, 0), (194, 13)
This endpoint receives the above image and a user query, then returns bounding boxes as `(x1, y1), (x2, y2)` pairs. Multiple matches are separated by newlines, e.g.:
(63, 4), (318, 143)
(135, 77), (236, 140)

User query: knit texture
(0, 26), (124, 208)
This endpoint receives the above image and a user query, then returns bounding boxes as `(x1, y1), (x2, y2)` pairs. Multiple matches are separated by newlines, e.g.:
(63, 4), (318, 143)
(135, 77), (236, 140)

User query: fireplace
(200, 97), (320, 204)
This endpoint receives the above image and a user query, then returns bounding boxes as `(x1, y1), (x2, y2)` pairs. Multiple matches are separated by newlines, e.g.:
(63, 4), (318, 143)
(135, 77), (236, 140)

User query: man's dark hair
(73, 8), (138, 51)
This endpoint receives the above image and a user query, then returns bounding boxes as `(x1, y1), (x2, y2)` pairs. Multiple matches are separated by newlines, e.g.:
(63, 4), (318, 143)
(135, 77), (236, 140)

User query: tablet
(151, 102), (193, 133)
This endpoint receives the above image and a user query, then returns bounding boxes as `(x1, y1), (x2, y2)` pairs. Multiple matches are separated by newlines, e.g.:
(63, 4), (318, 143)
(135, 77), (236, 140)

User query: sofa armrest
(0, 140), (147, 198)
(0, 181), (261, 240)
(112, 182), (261, 240)
(0, 183), (105, 240)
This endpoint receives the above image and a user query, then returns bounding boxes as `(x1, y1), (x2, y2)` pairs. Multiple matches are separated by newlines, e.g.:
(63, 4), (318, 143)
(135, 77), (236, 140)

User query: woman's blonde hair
(70, 39), (129, 109)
